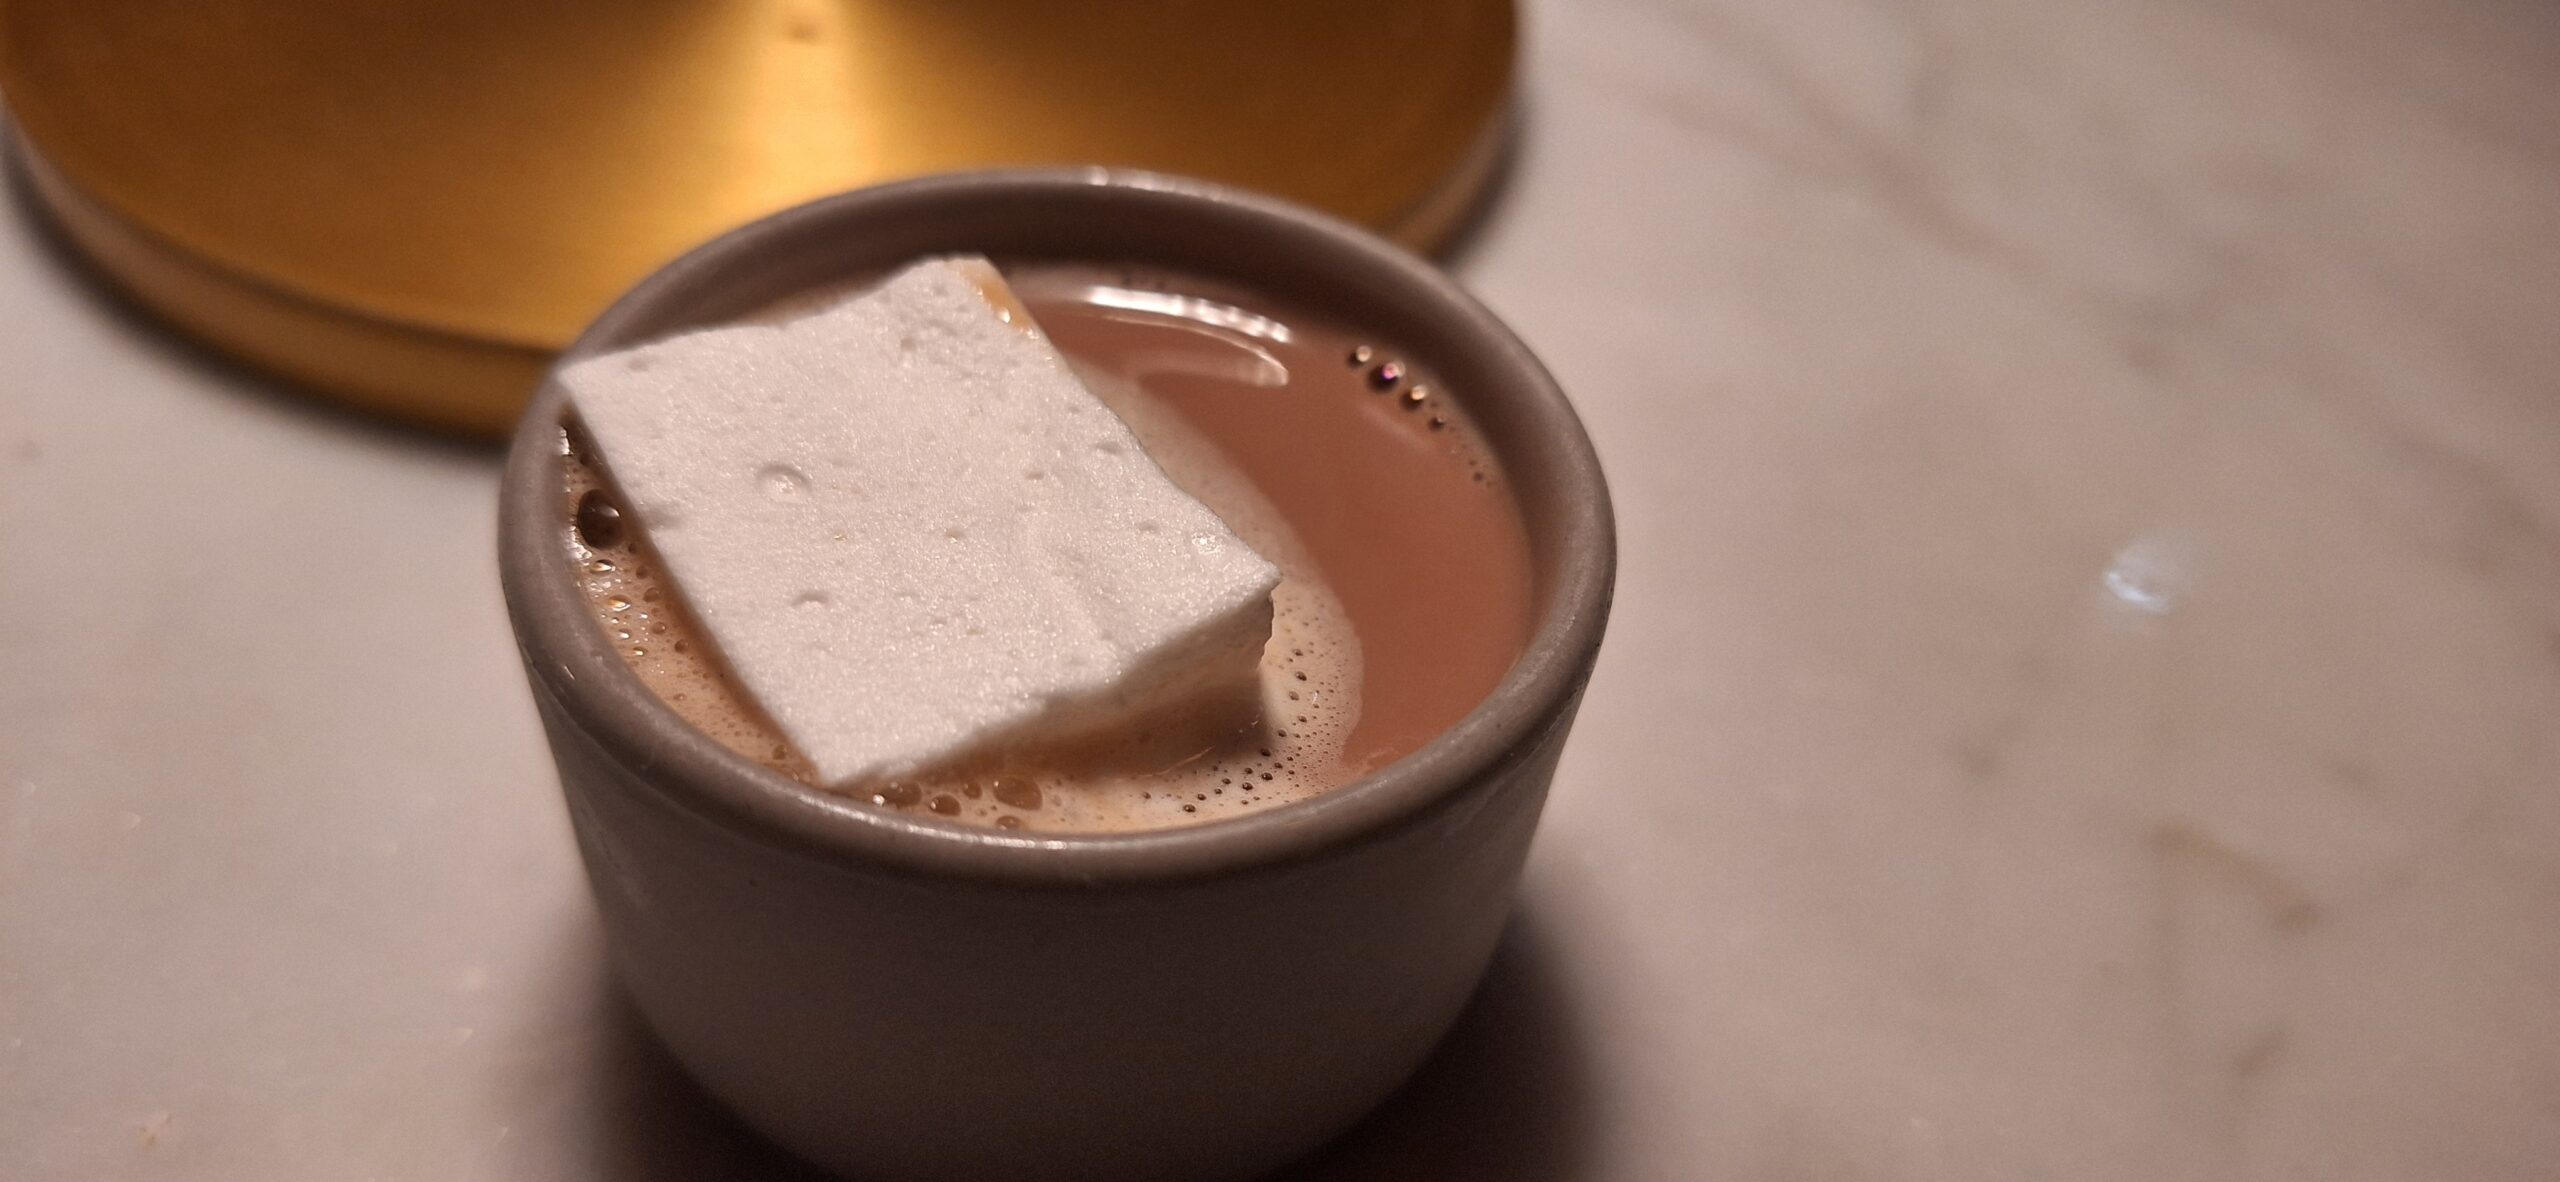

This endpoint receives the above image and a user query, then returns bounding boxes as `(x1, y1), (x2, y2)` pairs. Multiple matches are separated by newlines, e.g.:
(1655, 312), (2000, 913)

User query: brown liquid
(561, 263), (1534, 832)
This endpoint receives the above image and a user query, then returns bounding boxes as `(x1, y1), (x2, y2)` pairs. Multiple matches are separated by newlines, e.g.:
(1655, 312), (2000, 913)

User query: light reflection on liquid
(1060, 283), (1292, 387)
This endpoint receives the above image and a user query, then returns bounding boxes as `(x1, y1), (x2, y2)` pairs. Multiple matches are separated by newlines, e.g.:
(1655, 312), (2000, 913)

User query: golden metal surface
(0, 1), (1513, 433)
(22, 148), (553, 435)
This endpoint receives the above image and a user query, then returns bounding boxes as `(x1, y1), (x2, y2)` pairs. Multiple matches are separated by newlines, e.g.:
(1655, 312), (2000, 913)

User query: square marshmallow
(562, 258), (1279, 788)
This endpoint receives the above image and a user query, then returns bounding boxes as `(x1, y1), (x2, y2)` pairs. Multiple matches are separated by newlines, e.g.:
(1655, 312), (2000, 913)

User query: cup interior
(499, 169), (1614, 885)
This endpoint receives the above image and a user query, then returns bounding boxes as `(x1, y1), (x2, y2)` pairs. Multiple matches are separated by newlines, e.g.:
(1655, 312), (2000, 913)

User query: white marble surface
(7, 0), (2560, 1178)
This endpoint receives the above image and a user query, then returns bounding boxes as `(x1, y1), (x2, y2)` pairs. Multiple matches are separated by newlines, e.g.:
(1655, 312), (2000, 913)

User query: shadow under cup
(497, 171), (1616, 1182)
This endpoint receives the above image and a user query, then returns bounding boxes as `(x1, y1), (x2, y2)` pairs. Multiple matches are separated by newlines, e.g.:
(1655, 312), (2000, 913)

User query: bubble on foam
(756, 462), (811, 501)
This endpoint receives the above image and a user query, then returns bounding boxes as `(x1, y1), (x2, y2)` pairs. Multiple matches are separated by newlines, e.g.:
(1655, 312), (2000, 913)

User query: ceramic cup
(497, 170), (1614, 1182)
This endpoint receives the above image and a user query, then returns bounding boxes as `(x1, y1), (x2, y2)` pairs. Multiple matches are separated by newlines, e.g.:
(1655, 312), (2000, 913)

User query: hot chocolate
(559, 262), (1533, 832)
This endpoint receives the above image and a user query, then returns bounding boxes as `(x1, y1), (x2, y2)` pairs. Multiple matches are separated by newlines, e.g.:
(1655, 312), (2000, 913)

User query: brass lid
(1, 0), (1513, 434)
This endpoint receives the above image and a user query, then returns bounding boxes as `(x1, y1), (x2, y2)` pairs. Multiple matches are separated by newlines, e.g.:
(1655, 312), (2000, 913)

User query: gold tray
(1, 0), (1513, 435)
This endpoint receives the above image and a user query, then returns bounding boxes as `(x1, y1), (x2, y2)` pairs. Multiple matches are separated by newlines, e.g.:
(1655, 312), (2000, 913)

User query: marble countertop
(7, 0), (2557, 1178)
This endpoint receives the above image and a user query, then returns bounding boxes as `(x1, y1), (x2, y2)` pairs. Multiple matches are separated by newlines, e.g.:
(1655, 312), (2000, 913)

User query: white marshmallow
(562, 257), (1280, 788)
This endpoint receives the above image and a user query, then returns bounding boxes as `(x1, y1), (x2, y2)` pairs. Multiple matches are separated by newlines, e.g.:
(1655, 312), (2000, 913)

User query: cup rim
(499, 168), (1614, 887)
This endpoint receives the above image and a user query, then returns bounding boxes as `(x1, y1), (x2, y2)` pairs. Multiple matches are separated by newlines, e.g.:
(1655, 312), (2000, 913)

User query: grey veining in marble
(6, 1), (2558, 1178)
